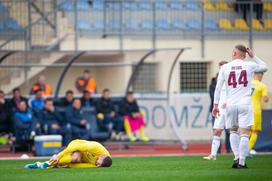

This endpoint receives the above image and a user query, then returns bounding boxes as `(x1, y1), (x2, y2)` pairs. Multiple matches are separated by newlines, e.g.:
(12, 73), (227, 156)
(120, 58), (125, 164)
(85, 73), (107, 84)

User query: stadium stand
(0, 1), (271, 159)
(234, 18), (250, 31)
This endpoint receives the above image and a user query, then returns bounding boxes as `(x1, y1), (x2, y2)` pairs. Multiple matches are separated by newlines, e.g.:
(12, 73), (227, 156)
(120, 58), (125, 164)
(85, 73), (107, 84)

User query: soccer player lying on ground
(212, 45), (267, 169)
(24, 139), (112, 169)
(203, 61), (228, 161)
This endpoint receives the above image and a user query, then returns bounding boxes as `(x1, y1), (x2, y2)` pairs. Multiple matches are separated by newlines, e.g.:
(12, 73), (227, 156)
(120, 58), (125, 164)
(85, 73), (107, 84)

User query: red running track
(0, 143), (227, 158)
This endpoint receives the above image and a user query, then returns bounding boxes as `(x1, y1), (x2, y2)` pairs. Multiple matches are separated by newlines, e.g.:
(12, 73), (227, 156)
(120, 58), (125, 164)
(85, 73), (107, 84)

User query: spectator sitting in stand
(41, 98), (72, 146)
(65, 99), (89, 140)
(0, 90), (10, 137)
(9, 87), (28, 113)
(29, 89), (45, 112)
(120, 91), (149, 142)
(96, 89), (124, 140)
(80, 90), (95, 109)
(13, 100), (41, 143)
(75, 70), (96, 94)
(30, 75), (52, 96)
(60, 90), (74, 108)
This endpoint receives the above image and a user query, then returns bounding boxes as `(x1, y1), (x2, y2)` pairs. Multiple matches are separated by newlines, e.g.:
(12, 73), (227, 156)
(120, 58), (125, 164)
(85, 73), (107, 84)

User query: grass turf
(0, 155), (272, 181)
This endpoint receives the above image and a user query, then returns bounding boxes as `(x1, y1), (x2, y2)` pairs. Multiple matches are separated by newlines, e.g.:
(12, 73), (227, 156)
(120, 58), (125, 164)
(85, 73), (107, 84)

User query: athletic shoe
(247, 151), (253, 158)
(203, 155), (216, 161)
(140, 136), (150, 142)
(237, 164), (248, 169)
(24, 162), (40, 169)
(40, 162), (50, 169)
(232, 159), (239, 168)
(129, 136), (137, 142)
(250, 149), (257, 155)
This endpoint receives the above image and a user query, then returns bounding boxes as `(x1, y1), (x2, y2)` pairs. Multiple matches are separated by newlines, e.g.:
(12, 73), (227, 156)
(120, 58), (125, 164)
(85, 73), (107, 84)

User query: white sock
(211, 136), (221, 157)
(230, 132), (239, 160)
(239, 134), (249, 166)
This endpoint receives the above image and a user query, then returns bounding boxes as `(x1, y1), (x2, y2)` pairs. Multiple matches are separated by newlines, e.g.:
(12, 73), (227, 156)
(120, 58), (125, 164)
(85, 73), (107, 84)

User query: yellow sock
(139, 126), (145, 137)
(55, 154), (72, 166)
(249, 132), (258, 151)
(124, 119), (132, 136)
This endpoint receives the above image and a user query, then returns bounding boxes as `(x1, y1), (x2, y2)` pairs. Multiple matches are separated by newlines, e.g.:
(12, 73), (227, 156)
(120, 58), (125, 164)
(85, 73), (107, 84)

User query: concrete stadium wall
(17, 38), (272, 96)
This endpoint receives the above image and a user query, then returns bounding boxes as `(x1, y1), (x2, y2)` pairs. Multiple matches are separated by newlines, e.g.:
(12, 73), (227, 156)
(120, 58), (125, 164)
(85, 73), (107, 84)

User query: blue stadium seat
(125, 21), (140, 30)
(0, 2), (8, 12)
(185, 2), (200, 11)
(172, 19), (187, 30)
(155, 2), (169, 10)
(60, 0), (73, 11)
(77, 20), (91, 30)
(108, 3), (120, 10)
(5, 19), (22, 30)
(123, 2), (138, 10)
(156, 19), (170, 30)
(139, 2), (152, 10)
(187, 19), (201, 30)
(169, 2), (184, 10)
(108, 20), (121, 30)
(141, 20), (153, 29)
(0, 23), (4, 31)
(205, 20), (218, 31)
(93, 20), (104, 30)
(92, 0), (104, 10)
(77, 1), (90, 11)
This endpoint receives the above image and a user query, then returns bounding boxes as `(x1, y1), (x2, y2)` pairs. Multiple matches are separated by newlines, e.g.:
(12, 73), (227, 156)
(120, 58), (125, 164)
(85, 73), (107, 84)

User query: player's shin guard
(249, 132), (258, 151)
(230, 132), (239, 160)
(211, 136), (221, 157)
(239, 134), (249, 166)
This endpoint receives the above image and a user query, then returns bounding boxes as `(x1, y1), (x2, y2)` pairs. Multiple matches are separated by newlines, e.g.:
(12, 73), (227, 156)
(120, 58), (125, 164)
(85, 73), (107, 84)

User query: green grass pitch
(1, 155), (272, 181)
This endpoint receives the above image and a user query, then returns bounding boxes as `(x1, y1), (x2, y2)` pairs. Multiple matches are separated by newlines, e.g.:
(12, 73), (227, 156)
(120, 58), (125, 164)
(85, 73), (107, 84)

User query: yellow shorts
(251, 112), (262, 131)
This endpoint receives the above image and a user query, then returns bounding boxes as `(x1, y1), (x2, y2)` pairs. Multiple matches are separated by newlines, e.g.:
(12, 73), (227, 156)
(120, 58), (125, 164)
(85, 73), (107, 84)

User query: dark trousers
(97, 114), (124, 133)
(71, 125), (89, 140)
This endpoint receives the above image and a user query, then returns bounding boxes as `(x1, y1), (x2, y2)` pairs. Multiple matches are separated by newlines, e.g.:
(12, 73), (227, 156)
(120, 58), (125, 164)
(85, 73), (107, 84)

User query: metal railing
(0, 0), (271, 93)
(0, 0), (271, 52)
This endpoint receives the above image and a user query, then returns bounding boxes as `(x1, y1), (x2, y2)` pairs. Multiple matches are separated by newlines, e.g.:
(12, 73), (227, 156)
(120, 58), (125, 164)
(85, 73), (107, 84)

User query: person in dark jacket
(0, 90), (10, 133)
(60, 90), (74, 108)
(80, 90), (95, 108)
(96, 89), (123, 139)
(65, 99), (89, 140)
(120, 91), (149, 142)
(41, 98), (72, 146)
(9, 87), (28, 113)
(13, 100), (41, 143)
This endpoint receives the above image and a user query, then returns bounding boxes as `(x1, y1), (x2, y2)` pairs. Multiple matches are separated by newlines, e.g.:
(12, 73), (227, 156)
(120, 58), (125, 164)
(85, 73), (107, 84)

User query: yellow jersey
(57, 140), (110, 166)
(251, 80), (267, 114)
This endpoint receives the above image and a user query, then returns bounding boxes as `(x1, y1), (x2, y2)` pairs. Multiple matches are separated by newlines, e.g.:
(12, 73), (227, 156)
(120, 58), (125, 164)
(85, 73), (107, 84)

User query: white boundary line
(0, 152), (272, 160)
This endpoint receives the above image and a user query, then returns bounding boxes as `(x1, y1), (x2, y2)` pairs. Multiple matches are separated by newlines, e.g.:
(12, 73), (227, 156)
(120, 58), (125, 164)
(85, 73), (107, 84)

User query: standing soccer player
(203, 61), (228, 161)
(249, 71), (269, 155)
(212, 45), (267, 168)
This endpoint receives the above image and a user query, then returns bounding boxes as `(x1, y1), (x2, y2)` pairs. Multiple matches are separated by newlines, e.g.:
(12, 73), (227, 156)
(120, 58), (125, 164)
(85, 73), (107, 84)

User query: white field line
(0, 152), (272, 160)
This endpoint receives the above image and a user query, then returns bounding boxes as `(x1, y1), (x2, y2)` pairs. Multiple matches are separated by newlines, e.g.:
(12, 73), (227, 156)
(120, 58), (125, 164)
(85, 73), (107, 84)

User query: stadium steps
(0, 52), (65, 93)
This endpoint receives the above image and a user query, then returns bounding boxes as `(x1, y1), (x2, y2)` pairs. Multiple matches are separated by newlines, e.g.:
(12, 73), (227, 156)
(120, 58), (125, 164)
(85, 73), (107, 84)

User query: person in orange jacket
(75, 70), (96, 94)
(30, 75), (52, 96)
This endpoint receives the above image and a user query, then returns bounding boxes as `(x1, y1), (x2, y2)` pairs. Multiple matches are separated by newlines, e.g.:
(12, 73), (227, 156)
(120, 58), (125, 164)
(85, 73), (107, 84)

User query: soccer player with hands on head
(212, 45), (267, 169)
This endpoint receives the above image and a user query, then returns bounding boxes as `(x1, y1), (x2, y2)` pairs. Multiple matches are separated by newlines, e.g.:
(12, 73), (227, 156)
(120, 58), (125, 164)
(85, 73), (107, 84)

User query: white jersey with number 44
(214, 56), (267, 106)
